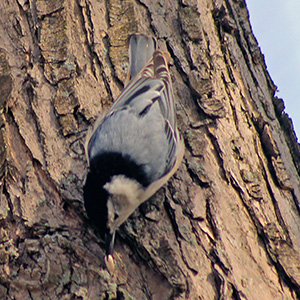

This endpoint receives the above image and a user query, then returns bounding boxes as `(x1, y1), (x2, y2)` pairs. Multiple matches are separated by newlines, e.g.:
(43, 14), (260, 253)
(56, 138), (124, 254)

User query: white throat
(104, 175), (143, 203)
(104, 175), (144, 231)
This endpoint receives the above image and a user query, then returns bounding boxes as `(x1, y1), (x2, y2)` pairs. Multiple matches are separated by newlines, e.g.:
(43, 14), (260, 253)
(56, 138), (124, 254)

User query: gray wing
(87, 44), (179, 180)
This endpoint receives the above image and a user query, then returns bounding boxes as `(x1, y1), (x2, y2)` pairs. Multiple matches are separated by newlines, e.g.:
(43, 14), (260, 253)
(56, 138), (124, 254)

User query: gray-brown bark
(0, 0), (300, 299)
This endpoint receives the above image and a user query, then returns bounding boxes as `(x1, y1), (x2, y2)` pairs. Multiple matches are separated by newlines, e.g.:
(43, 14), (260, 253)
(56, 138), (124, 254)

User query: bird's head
(103, 175), (144, 273)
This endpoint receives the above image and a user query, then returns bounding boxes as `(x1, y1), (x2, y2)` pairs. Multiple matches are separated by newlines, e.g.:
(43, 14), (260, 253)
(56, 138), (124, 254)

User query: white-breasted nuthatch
(83, 34), (184, 273)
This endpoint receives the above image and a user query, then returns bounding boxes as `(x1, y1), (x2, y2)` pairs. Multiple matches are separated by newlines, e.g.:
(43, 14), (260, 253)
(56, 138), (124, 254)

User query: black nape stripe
(83, 152), (150, 235)
(89, 152), (150, 187)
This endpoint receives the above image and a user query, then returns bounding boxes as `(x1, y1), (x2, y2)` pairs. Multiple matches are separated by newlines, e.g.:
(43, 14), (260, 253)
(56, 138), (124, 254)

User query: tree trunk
(1, 0), (300, 299)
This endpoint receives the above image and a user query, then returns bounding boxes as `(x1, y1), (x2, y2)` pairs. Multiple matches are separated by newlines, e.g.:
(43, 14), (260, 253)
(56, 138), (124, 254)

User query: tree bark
(0, 0), (300, 299)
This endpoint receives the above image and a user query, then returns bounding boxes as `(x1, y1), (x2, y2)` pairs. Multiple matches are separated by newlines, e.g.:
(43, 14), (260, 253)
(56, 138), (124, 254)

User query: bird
(83, 34), (184, 273)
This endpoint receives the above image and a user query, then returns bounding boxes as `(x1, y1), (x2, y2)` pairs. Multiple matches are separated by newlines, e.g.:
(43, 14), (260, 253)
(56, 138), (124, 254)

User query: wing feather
(87, 36), (183, 181)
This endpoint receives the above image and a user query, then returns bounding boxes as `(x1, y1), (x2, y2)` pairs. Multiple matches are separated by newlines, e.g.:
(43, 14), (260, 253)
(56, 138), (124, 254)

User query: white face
(104, 175), (144, 232)
(106, 198), (116, 234)
(106, 193), (129, 233)
(104, 175), (143, 202)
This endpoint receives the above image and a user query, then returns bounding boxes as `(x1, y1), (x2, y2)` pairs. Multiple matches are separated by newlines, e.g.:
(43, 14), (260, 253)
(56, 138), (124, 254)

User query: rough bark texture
(0, 0), (300, 299)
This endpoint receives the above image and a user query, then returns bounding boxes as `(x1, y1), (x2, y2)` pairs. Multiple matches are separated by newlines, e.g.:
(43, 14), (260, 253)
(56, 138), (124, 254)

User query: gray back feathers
(87, 34), (180, 183)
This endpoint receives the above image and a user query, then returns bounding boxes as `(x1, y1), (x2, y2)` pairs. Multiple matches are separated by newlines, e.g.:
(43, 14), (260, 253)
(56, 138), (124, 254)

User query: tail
(126, 34), (157, 84)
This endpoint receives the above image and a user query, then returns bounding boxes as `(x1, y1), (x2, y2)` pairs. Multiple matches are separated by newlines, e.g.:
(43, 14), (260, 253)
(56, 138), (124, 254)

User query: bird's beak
(105, 231), (116, 274)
